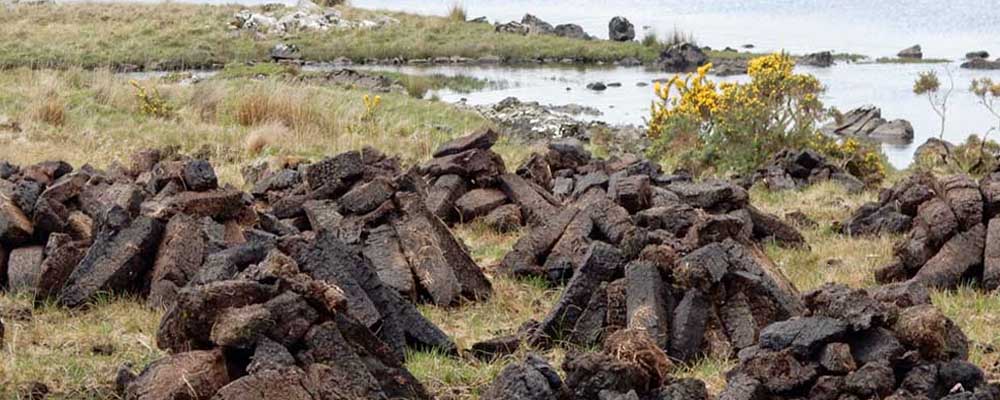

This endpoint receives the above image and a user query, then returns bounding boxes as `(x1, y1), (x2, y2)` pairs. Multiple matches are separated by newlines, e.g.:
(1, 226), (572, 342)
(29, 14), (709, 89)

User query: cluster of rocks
(822, 105), (915, 144)
(0, 145), (493, 315)
(839, 171), (1000, 290)
(421, 128), (555, 232)
(470, 139), (809, 362)
(494, 14), (593, 41)
(962, 51), (1000, 71)
(122, 245), (438, 399)
(656, 42), (709, 73)
(231, 0), (398, 36)
(484, 329), (711, 400)
(799, 51), (835, 67)
(474, 97), (646, 148)
(494, 15), (633, 43)
(749, 149), (865, 193)
(720, 282), (997, 400)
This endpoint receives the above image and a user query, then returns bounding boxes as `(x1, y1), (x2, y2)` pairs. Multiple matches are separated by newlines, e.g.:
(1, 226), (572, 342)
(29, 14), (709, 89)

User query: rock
(823, 105), (913, 144)
(125, 350), (232, 400)
(496, 21), (529, 35)
(587, 82), (608, 91)
(800, 51), (834, 67)
(870, 119), (914, 143)
(481, 354), (568, 400)
(961, 58), (1000, 70)
(657, 42), (708, 72)
(58, 216), (165, 308)
(269, 42), (301, 61)
(898, 45), (923, 59)
(966, 51), (990, 60)
(521, 14), (554, 35)
(554, 23), (590, 40)
(608, 16), (635, 41)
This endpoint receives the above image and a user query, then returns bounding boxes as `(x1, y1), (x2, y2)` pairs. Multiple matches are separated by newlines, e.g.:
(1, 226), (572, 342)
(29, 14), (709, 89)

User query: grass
(0, 293), (163, 399)
(0, 67), (492, 184)
(447, 2), (468, 22)
(0, 3), (657, 70)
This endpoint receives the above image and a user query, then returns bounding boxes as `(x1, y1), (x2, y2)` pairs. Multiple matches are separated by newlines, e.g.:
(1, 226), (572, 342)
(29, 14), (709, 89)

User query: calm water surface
(135, 0), (1000, 166)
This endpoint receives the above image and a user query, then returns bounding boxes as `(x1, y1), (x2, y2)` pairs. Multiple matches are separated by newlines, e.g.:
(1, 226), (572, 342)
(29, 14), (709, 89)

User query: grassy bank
(0, 67), (500, 184)
(0, 3), (657, 70)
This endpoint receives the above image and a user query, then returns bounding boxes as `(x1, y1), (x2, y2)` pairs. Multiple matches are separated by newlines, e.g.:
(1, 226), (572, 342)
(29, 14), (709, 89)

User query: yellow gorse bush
(129, 80), (174, 119)
(362, 94), (382, 122)
(646, 52), (883, 183)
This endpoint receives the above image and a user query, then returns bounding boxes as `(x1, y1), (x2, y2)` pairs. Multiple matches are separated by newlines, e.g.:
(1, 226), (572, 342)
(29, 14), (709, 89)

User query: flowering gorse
(647, 53), (834, 175)
(362, 94), (382, 122)
(129, 80), (174, 119)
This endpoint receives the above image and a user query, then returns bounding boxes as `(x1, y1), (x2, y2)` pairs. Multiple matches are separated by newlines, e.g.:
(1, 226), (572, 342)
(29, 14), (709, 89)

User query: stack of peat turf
(840, 170), (1000, 290)
(421, 128), (560, 232)
(122, 247), (437, 399)
(748, 148), (865, 193)
(0, 145), (493, 311)
(719, 282), (998, 400)
(472, 141), (809, 363)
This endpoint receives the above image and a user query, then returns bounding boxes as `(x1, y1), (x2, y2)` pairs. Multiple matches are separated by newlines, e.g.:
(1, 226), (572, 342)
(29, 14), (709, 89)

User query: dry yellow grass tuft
(30, 96), (66, 127)
(243, 121), (291, 155)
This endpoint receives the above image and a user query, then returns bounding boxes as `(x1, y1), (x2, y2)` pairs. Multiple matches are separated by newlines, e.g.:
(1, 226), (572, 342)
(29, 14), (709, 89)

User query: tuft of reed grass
(31, 96), (66, 127)
(447, 2), (467, 22)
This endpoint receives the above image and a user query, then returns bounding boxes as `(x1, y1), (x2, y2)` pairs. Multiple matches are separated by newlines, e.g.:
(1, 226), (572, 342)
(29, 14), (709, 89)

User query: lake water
(123, 0), (1000, 167)
(346, 0), (1000, 167)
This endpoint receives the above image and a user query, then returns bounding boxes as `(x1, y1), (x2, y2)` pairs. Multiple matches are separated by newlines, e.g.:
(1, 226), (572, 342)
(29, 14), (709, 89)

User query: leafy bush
(129, 80), (174, 119)
(647, 53), (828, 174)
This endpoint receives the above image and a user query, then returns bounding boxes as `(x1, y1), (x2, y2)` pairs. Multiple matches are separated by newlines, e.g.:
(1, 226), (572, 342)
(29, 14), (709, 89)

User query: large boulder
(657, 43), (708, 72)
(799, 51), (833, 67)
(608, 16), (635, 41)
(898, 45), (923, 59)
